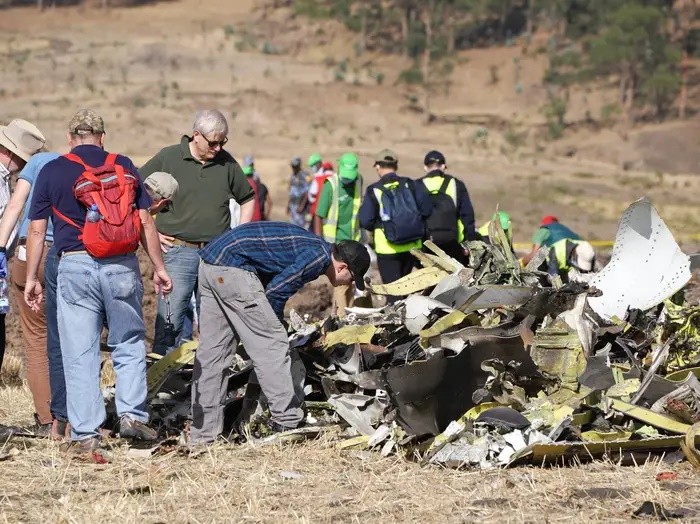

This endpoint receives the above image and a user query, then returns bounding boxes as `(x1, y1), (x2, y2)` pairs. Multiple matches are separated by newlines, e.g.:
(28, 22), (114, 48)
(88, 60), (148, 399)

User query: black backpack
(375, 179), (424, 244)
(423, 176), (458, 244)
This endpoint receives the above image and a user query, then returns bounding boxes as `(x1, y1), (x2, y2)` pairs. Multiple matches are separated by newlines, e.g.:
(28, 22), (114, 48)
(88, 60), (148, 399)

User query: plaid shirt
(199, 222), (332, 319)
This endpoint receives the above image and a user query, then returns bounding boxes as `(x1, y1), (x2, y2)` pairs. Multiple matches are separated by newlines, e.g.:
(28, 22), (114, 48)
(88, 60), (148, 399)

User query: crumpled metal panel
(403, 295), (454, 335)
(588, 198), (691, 320)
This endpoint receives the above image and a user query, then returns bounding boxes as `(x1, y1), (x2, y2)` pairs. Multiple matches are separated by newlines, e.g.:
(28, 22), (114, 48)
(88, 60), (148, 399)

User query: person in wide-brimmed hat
(0, 118), (45, 375)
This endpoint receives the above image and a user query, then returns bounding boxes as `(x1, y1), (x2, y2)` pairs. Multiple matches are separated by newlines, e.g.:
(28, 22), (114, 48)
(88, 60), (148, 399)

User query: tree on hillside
(587, 3), (681, 123)
(671, 0), (699, 118)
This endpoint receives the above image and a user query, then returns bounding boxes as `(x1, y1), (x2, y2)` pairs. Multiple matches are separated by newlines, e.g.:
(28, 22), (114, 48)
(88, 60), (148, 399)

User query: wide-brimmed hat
(0, 119), (45, 162)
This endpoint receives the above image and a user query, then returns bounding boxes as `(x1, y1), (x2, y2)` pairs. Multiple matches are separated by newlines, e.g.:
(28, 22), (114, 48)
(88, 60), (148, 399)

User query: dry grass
(0, 381), (698, 523)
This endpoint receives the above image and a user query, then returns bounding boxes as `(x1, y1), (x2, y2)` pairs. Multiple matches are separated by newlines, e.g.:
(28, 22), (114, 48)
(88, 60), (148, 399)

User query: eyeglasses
(200, 133), (228, 148)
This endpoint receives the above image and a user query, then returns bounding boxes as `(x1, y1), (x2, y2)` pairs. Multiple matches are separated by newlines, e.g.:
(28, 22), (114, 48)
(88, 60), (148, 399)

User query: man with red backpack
(24, 109), (172, 458)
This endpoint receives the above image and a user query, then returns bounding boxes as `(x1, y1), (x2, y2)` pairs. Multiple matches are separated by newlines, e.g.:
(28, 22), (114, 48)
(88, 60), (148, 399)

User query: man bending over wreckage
(190, 221), (370, 443)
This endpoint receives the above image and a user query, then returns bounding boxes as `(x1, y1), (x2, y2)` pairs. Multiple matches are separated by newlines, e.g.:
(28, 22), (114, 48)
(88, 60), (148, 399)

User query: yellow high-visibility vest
(477, 221), (514, 243)
(372, 180), (422, 255)
(321, 175), (362, 243)
(421, 175), (465, 243)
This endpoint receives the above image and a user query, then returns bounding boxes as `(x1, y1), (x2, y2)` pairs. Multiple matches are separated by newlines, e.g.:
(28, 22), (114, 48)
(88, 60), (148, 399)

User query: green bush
(397, 66), (424, 85)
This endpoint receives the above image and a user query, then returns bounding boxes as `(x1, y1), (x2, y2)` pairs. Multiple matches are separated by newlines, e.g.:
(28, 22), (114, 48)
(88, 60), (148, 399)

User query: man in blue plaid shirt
(192, 222), (370, 442)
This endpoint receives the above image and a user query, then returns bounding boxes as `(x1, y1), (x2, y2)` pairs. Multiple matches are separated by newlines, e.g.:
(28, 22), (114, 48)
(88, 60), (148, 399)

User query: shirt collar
(71, 144), (104, 155)
(425, 169), (445, 177)
(180, 135), (195, 160)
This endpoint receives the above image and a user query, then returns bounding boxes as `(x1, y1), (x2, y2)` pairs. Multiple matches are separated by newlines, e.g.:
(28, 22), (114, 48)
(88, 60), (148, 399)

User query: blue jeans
(153, 245), (200, 355)
(44, 246), (67, 421)
(57, 253), (148, 440)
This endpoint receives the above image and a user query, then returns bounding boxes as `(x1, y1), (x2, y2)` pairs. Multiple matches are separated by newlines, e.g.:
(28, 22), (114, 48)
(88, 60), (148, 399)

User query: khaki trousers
(190, 262), (304, 443)
(10, 246), (51, 424)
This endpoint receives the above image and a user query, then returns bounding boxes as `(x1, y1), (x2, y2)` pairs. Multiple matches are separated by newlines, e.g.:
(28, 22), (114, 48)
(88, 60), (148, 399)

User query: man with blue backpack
(359, 149), (432, 303)
(419, 150), (476, 263)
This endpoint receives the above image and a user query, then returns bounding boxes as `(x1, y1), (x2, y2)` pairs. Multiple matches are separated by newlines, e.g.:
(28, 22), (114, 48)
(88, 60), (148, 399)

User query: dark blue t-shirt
(29, 145), (152, 254)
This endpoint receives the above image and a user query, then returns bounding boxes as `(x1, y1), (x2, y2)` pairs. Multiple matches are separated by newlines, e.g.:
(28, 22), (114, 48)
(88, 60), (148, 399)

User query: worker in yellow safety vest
(358, 149), (433, 304)
(477, 211), (513, 248)
(546, 238), (596, 282)
(314, 152), (363, 316)
(419, 150), (477, 264)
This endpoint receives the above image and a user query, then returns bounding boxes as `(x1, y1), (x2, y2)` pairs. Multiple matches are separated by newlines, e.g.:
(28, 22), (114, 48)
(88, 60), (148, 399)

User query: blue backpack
(376, 179), (424, 244)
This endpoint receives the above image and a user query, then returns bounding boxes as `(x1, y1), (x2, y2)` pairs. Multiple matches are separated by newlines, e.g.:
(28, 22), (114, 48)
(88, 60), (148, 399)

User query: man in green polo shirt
(314, 152), (363, 316)
(140, 109), (254, 354)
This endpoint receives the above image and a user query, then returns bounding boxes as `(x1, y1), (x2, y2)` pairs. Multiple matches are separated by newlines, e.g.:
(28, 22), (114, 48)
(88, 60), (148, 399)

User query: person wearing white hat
(546, 238), (596, 283)
(0, 118), (45, 382)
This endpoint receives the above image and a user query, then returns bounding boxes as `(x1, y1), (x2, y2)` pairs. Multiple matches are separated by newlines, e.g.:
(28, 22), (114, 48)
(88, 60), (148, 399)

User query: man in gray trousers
(191, 221), (370, 443)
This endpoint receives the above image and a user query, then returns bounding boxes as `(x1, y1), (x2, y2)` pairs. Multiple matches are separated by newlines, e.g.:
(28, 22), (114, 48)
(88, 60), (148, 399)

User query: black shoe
(267, 420), (301, 434)
(119, 417), (158, 441)
(31, 414), (53, 437)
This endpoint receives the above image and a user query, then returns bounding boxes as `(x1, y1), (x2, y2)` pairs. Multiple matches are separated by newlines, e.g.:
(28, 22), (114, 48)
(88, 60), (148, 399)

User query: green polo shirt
(140, 136), (254, 242)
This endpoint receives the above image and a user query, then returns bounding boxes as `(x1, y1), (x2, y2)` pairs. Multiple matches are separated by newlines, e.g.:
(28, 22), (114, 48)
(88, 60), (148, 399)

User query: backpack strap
(104, 153), (118, 166)
(52, 206), (80, 229)
(438, 175), (451, 194)
(63, 153), (89, 169)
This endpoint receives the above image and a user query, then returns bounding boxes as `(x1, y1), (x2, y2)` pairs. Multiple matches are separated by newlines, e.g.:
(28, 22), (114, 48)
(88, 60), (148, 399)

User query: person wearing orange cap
(522, 215), (582, 266)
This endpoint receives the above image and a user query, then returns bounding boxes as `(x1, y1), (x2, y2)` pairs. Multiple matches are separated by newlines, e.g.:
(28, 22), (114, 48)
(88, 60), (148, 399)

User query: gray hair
(192, 110), (228, 137)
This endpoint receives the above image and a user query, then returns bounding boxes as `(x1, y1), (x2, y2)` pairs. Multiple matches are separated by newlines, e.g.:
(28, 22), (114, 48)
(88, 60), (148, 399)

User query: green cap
(493, 211), (511, 231)
(308, 153), (322, 167)
(373, 148), (399, 166)
(338, 152), (359, 181)
(242, 165), (254, 176)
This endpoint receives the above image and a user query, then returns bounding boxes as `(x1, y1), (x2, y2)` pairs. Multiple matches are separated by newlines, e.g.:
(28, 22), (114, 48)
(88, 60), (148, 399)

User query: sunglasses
(200, 133), (228, 148)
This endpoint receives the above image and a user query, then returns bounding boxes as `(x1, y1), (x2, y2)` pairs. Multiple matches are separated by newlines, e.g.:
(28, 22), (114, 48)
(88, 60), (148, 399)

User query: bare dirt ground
(1, 1), (700, 522)
(1, 384), (700, 523)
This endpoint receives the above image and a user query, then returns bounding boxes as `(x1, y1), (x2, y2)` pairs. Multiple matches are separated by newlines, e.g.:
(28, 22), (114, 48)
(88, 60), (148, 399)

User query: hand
(0, 251), (6, 279)
(24, 278), (43, 312)
(158, 233), (175, 253)
(153, 267), (173, 297)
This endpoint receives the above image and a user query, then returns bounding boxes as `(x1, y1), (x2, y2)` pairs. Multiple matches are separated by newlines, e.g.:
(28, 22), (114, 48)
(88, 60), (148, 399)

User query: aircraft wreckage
(9, 198), (700, 470)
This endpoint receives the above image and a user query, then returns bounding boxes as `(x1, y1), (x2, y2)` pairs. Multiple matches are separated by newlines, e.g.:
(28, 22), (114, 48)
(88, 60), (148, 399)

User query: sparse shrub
(600, 103), (621, 126)
(504, 126), (525, 149)
(261, 41), (280, 55)
(542, 96), (567, 140)
(223, 24), (235, 38)
(397, 66), (423, 85)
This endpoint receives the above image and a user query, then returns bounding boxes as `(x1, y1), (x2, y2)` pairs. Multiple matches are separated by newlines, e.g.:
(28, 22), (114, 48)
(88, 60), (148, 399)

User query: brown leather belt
(170, 238), (208, 249)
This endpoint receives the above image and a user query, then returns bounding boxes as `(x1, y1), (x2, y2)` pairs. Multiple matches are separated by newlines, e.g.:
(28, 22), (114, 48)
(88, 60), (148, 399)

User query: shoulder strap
(52, 206), (80, 229)
(63, 153), (89, 169)
(438, 175), (451, 194)
(105, 153), (118, 166)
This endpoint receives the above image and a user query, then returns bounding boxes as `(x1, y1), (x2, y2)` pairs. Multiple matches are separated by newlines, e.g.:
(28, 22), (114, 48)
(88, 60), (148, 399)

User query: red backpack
(53, 153), (142, 258)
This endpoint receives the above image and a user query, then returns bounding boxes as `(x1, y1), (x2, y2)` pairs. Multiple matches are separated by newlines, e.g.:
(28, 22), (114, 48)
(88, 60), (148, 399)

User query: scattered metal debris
(47, 198), (700, 471)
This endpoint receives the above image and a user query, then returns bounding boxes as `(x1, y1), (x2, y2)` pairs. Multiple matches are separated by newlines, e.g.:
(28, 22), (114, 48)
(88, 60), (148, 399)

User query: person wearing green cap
(314, 153), (363, 316)
(477, 211), (514, 248)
